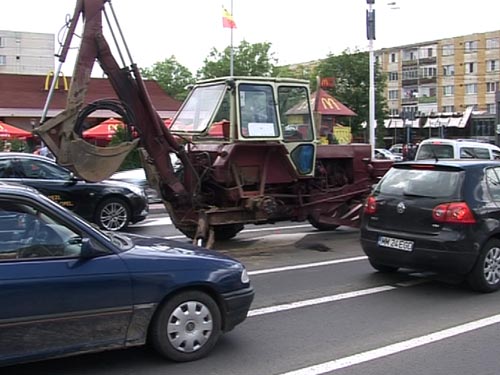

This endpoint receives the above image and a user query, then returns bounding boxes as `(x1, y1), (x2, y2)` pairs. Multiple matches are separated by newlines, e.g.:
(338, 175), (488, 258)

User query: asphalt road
(7, 211), (500, 375)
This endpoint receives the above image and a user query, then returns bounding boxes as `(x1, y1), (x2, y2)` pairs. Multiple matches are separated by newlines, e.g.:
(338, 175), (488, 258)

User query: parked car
(360, 160), (500, 292)
(0, 152), (148, 231)
(388, 143), (404, 157)
(375, 148), (403, 162)
(414, 138), (500, 161)
(0, 181), (254, 366)
(110, 168), (161, 203)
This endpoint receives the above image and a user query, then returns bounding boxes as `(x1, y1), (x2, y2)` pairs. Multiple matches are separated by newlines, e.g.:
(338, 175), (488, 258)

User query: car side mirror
(80, 237), (110, 259)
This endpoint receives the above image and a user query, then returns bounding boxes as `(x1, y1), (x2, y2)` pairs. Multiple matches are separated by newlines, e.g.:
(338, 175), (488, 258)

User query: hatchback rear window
(415, 144), (453, 160)
(376, 168), (462, 198)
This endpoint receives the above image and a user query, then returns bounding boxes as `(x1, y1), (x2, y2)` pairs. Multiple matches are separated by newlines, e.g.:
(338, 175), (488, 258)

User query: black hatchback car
(0, 153), (148, 231)
(360, 160), (500, 292)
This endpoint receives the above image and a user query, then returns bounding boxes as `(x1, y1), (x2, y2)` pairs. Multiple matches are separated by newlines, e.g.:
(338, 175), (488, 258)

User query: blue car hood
(117, 234), (240, 270)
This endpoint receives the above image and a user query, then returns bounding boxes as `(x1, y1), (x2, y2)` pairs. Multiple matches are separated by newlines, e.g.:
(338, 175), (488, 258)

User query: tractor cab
(169, 77), (317, 176)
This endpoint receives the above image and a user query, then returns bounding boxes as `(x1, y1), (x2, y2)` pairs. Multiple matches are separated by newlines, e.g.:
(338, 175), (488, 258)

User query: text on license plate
(377, 236), (414, 251)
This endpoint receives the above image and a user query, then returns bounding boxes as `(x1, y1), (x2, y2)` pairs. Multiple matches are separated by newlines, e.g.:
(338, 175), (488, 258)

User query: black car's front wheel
(95, 197), (131, 231)
(150, 291), (222, 362)
(467, 239), (500, 293)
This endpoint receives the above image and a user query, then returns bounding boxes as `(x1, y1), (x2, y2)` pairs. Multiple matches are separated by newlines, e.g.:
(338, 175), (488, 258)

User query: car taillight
(432, 202), (476, 224)
(364, 196), (377, 215)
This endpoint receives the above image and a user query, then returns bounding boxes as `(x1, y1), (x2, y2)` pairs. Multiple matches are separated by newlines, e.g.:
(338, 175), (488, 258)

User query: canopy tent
(286, 89), (357, 117)
(0, 121), (32, 139)
(310, 89), (357, 116)
(82, 118), (126, 140)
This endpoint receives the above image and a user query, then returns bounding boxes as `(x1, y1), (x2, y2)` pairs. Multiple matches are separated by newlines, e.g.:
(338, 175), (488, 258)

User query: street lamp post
(366, 0), (376, 160)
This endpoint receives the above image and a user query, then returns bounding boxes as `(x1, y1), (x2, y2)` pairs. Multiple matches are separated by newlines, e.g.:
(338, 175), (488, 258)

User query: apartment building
(0, 30), (54, 75)
(377, 30), (500, 143)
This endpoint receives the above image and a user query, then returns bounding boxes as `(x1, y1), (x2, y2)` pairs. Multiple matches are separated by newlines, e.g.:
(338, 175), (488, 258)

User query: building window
(465, 62), (476, 74)
(442, 44), (454, 56)
(487, 103), (497, 114)
(443, 86), (454, 96)
(420, 66), (436, 78)
(403, 50), (416, 61)
(390, 53), (398, 63)
(0, 55), (6, 65)
(443, 105), (455, 113)
(486, 38), (499, 50)
(388, 72), (398, 81)
(443, 65), (455, 76)
(465, 83), (478, 94)
(402, 67), (418, 80)
(389, 109), (399, 116)
(0, 37), (4, 48)
(486, 82), (499, 93)
(464, 40), (478, 53)
(388, 90), (399, 100)
(487, 60), (499, 72)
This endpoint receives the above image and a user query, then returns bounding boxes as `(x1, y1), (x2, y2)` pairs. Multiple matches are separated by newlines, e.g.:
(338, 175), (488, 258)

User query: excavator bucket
(34, 105), (139, 182)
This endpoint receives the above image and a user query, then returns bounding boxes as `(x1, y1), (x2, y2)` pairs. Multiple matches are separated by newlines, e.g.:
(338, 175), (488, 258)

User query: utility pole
(366, 0), (376, 160)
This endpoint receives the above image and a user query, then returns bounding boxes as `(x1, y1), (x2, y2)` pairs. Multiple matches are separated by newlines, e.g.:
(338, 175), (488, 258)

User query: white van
(415, 138), (500, 161)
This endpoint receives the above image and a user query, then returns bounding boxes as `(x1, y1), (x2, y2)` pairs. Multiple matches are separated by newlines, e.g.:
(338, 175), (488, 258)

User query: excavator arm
(34, 0), (188, 200)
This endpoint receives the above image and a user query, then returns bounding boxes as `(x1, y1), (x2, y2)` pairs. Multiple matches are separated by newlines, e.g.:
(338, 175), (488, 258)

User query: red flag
(222, 7), (236, 29)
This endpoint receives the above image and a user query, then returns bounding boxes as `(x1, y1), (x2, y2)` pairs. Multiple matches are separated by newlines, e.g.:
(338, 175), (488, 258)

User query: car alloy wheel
(96, 197), (130, 231)
(468, 239), (500, 292)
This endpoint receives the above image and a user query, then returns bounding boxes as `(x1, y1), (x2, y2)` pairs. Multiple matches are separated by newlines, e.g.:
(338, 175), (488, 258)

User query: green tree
(141, 56), (195, 101)
(315, 49), (388, 143)
(197, 40), (277, 79)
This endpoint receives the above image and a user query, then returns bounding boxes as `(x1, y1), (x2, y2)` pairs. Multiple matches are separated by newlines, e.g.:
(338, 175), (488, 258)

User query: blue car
(0, 182), (254, 366)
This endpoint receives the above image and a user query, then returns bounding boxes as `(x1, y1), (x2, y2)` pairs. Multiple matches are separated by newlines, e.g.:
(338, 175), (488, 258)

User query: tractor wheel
(307, 215), (340, 231)
(177, 224), (244, 241)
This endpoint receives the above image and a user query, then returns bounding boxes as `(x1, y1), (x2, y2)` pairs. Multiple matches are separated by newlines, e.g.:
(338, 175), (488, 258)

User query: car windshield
(376, 167), (462, 198)
(416, 144), (454, 160)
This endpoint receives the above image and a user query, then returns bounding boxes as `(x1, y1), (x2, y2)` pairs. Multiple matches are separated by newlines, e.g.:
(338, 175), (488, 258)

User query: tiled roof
(0, 73), (182, 112)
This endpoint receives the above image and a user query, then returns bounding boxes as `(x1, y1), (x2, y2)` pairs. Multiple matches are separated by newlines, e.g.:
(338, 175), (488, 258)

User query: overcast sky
(2, 0), (500, 75)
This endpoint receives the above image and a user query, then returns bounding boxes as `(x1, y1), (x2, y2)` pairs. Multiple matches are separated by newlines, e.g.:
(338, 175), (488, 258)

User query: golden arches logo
(321, 97), (341, 111)
(44, 71), (69, 91)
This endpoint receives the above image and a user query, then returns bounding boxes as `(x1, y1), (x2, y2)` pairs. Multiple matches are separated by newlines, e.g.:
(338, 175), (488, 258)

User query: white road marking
(248, 285), (396, 317)
(248, 256), (368, 276)
(130, 217), (172, 227)
(278, 313), (500, 374)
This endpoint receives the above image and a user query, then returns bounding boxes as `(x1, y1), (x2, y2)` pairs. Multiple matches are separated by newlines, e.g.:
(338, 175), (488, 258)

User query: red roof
(0, 73), (182, 112)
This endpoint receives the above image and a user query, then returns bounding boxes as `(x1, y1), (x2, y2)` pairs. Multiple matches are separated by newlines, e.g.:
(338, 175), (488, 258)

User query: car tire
(368, 258), (399, 273)
(177, 224), (244, 241)
(467, 239), (500, 293)
(95, 197), (131, 231)
(150, 291), (222, 362)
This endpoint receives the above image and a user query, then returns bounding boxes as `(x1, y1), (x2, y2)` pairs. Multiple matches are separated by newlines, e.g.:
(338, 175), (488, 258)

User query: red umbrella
(0, 121), (32, 139)
(83, 118), (125, 140)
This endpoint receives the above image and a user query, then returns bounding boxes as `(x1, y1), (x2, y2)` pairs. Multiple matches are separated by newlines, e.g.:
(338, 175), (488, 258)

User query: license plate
(377, 236), (414, 252)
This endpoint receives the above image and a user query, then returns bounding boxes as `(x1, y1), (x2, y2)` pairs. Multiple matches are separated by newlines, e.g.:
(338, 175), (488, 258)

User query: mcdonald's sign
(320, 77), (335, 89)
(44, 71), (69, 91)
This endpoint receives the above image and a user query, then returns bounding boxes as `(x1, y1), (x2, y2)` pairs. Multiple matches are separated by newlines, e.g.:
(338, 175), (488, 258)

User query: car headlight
(241, 268), (250, 284)
(126, 184), (146, 197)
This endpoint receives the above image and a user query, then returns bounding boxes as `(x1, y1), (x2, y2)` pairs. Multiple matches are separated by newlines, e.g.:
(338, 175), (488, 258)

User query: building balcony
(402, 78), (418, 86)
(402, 59), (418, 67)
(418, 56), (437, 65)
(418, 95), (437, 104)
(419, 76), (437, 84)
(402, 97), (418, 104)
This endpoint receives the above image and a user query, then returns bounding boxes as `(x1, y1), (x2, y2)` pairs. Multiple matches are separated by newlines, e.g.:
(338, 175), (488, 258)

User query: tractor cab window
(170, 83), (226, 133)
(277, 86), (314, 142)
(239, 84), (279, 138)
